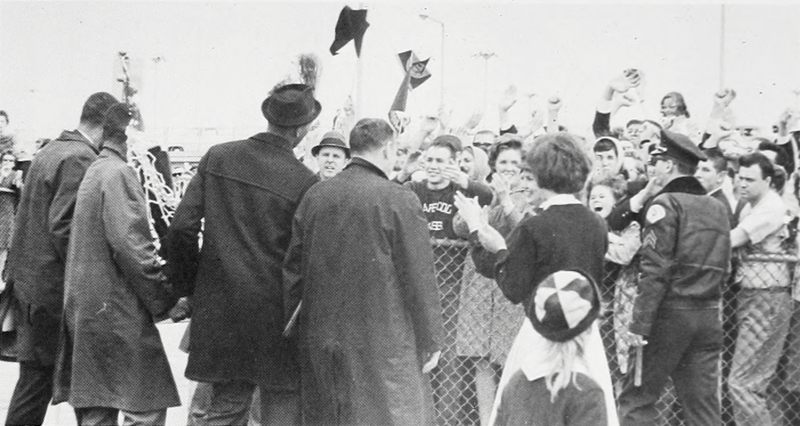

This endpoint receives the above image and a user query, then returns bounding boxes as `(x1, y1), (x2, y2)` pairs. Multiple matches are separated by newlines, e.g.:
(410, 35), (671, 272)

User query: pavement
(0, 321), (195, 426)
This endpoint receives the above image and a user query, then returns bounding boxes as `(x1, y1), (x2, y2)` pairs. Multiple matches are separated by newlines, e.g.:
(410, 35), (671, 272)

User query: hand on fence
(621, 330), (647, 347)
(422, 350), (441, 374)
(454, 191), (484, 232)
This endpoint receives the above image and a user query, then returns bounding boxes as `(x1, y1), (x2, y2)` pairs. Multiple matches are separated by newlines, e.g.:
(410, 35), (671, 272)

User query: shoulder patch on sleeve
(646, 204), (666, 224)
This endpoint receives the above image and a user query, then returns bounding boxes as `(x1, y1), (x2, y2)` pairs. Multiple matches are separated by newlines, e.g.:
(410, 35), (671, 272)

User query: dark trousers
(618, 306), (722, 426)
(187, 381), (299, 426)
(75, 407), (166, 426)
(4, 361), (54, 426)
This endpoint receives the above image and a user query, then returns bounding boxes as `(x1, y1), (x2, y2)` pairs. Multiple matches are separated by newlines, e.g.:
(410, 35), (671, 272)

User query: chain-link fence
(429, 239), (800, 426)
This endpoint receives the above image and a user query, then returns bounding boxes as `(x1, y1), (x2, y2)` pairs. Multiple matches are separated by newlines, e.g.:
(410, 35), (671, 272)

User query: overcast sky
(1, 2), (799, 151)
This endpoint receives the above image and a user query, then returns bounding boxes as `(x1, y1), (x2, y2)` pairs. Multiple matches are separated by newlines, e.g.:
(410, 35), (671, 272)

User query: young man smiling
(404, 134), (492, 425)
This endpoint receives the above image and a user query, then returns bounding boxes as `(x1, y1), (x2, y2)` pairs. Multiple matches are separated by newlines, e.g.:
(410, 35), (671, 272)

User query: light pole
(151, 56), (165, 134)
(473, 51), (496, 112)
(419, 14), (445, 106)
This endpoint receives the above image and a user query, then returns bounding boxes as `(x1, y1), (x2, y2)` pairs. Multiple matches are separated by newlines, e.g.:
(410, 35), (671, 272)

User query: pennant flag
(330, 6), (369, 57)
(397, 50), (431, 89)
(389, 51), (432, 116)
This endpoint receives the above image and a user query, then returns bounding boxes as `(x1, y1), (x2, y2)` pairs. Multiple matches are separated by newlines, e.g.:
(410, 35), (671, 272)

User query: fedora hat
(312, 131), (350, 158)
(261, 84), (322, 127)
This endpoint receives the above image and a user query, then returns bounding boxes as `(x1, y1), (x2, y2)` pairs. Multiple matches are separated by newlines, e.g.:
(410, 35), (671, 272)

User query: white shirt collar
(77, 129), (95, 146)
(539, 193), (581, 211)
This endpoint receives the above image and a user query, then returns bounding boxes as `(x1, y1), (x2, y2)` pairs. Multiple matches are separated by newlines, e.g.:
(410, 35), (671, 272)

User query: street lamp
(419, 14), (445, 106)
(473, 52), (496, 113)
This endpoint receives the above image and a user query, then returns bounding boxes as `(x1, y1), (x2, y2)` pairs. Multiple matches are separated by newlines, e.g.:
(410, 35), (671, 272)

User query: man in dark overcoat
(4, 92), (119, 426)
(52, 103), (180, 425)
(283, 118), (444, 425)
(163, 84), (321, 425)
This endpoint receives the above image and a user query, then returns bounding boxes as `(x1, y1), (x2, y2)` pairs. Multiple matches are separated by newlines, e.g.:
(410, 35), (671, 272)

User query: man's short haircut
(702, 148), (727, 174)
(593, 137), (618, 156)
(80, 92), (119, 127)
(0, 110), (8, 123)
(428, 138), (458, 159)
(671, 159), (696, 176)
(773, 165), (787, 192)
(349, 118), (394, 154)
(488, 133), (523, 171)
(527, 132), (591, 194)
(739, 152), (775, 181)
(101, 103), (132, 145)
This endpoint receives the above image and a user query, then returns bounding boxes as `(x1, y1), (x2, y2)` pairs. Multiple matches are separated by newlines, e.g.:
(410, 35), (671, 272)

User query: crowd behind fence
(429, 239), (800, 426)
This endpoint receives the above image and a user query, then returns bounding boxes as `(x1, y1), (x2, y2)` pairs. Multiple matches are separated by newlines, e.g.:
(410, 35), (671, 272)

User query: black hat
(529, 270), (601, 343)
(650, 130), (706, 167)
(311, 131), (350, 158)
(261, 84), (322, 127)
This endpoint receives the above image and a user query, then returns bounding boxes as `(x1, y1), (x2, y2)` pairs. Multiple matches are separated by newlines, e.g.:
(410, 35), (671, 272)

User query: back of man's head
(349, 118), (394, 155)
(702, 148), (727, 174)
(80, 92), (120, 127)
(101, 103), (132, 146)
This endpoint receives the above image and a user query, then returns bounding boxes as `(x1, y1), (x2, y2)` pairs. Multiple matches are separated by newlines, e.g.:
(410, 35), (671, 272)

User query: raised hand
(489, 171), (512, 204)
(547, 96), (562, 113)
(419, 115), (439, 135)
(442, 164), (469, 189)
(714, 88), (737, 108)
(463, 108), (484, 131)
(438, 105), (453, 130)
(499, 85), (518, 112)
(609, 69), (641, 93)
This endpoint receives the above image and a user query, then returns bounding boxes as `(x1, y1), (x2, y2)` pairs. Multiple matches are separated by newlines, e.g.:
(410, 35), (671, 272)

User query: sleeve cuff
(596, 99), (612, 114)
(629, 322), (650, 337)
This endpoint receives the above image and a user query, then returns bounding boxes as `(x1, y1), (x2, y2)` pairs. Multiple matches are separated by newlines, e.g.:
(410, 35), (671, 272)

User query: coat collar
(101, 143), (127, 161)
(346, 157), (388, 180)
(56, 129), (99, 154)
(657, 175), (706, 197)
(251, 132), (294, 153)
(540, 193), (581, 211)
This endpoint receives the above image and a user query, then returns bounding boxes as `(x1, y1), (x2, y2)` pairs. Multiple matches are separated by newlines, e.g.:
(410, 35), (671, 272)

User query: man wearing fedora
(163, 84), (321, 426)
(312, 131), (350, 181)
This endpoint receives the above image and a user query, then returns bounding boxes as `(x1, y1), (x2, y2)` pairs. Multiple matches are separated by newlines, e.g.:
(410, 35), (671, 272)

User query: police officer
(617, 130), (732, 426)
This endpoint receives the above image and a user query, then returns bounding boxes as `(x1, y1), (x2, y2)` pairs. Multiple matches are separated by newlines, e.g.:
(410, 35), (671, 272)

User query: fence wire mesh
(429, 239), (800, 426)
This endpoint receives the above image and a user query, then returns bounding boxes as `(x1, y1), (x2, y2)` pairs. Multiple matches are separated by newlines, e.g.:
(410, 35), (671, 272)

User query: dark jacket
(7, 130), (98, 364)
(163, 132), (318, 390)
(473, 203), (608, 314)
(53, 145), (179, 411)
(284, 158), (444, 425)
(630, 176), (732, 336)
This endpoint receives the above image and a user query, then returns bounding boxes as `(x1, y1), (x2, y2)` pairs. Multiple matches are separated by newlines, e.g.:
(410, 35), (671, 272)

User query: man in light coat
(52, 103), (179, 425)
(284, 118), (444, 425)
(163, 83), (321, 425)
(4, 91), (118, 426)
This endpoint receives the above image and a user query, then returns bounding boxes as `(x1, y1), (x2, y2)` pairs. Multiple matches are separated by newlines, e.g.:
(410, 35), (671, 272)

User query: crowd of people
(1, 66), (800, 426)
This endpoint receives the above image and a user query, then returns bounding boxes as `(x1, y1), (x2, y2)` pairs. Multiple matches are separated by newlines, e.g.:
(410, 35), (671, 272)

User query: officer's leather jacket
(630, 176), (732, 336)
